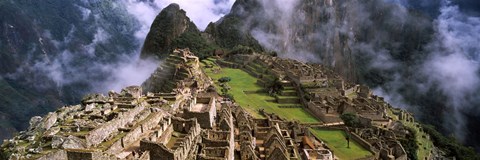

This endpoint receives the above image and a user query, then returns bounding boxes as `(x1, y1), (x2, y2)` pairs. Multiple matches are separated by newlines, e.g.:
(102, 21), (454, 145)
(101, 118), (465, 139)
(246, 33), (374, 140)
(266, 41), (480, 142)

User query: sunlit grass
(201, 58), (318, 122)
(310, 129), (373, 160)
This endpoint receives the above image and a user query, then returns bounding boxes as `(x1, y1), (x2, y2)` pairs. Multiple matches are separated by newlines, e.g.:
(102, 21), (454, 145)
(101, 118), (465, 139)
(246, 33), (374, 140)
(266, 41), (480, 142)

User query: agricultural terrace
(200, 58), (319, 123)
(310, 129), (373, 160)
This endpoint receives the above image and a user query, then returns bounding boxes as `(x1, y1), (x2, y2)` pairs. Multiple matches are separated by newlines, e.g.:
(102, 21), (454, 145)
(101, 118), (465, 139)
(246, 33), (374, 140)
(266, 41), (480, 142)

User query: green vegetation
(229, 45), (255, 55)
(422, 124), (480, 160)
(340, 113), (361, 128)
(204, 15), (263, 52)
(310, 129), (373, 160)
(218, 77), (232, 83)
(400, 126), (419, 160)
(171, 31), (218, 59)
(386, 108), (434, 160)
(201, 58), (318, 122)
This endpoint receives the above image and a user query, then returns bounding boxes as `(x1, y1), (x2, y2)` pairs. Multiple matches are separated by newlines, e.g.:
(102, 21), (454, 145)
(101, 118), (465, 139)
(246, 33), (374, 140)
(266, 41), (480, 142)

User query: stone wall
(203, 138), (229, 147)
(140, 117), (201, 160)
(276, 96), (300, 104)
(350, 132), (375, 153)
(65, 149), (116, 160)
(183, 98), (216, 129)
(307, 102), (327, 121)
(86, 104), (145, 147)
(140, 140), (175, 160)
(199, 147), (229, 159)
(66, 150), (95, 160)
(107, 111), (167, 154)
(37, 150), (67, 160)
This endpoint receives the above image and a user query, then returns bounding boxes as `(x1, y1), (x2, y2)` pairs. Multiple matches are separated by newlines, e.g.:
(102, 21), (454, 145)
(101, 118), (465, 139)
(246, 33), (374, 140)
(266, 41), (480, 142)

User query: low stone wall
(157, 125), (174, 144)
(280, 91), (297, 96)
(86, 104), (145, 147)
(66, 150), (94, 160)
(202, 138), (230, 147)
(306, 103), (343, 123)
(306, 103), (326, 120)
(140, 140), (175, 160)
(350, 132), (376, 155)
(37, 150), (67, 160)
(300, 122), (325, 127)
(278, 105), (302, 108)
(276, 97), (300, 104)
(312, 127), (378, 158)
(216, 60), (240, 68)
(256, 79), (267, 87)
(65, 149), (116, 160)
(242, 67), (261, 78)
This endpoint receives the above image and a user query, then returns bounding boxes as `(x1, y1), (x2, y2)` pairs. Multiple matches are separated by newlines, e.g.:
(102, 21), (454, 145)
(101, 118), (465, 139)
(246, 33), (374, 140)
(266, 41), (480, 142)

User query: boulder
(44, 127), (60, 137)
(28, 116), (43, 131)
(85, 103), (95, 112)
(51, 135), (65, 149)
(42, 112), (57, 131)
(82, 94), (108, 105)
(121, 86), (143, 98)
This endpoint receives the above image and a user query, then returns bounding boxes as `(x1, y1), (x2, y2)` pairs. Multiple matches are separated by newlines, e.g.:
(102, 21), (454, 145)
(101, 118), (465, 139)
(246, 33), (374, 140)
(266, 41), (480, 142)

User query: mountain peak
(140, 3), (199, 59)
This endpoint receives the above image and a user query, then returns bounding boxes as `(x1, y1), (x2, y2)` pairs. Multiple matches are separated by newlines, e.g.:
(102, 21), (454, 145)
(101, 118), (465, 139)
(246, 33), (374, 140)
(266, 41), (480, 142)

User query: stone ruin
(1, 50), (420, 160)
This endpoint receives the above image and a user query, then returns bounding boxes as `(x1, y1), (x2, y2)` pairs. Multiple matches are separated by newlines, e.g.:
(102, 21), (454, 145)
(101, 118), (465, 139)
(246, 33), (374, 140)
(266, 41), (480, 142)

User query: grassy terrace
(201, 58), (319, 123)
(310, 129), (373, 160)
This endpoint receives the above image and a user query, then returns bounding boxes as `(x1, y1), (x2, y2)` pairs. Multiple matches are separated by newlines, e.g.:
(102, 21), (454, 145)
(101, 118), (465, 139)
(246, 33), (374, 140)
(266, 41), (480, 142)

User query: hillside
(0, 49), (449, 160)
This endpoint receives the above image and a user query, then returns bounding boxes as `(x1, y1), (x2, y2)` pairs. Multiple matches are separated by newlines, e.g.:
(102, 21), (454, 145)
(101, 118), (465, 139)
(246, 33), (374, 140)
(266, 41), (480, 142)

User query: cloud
(233, 0), (480, 146)
(121, 0), (235, 32)
(369, 0), (480, 143)
(5, 1), (160, 96)
(419, 1), (480, 141)
(98, 56), (159, 92)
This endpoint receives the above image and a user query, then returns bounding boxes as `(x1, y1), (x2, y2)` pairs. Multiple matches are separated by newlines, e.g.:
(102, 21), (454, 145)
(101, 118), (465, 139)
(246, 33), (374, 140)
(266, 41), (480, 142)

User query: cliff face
(217, 0), (433, 84)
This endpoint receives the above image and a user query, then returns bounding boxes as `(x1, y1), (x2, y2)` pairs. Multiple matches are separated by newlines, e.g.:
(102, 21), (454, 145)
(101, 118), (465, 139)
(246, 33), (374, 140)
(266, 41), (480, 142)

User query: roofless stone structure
(1, 49), (432, 160)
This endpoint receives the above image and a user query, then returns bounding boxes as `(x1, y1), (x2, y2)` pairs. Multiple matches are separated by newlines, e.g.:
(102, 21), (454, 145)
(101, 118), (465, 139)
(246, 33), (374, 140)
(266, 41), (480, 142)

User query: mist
(226, 0), (480, 149)
(6, 0), (237, 95)
(122, 0), (235, 32)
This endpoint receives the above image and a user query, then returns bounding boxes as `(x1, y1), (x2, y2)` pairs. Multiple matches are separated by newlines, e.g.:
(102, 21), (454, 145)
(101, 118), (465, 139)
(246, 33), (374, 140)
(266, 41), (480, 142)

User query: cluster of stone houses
(2, 50), (417, 160)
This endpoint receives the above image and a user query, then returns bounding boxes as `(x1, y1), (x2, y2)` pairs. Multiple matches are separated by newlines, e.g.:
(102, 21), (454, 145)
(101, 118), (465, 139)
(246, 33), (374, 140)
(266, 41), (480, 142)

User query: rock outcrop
(141, 3), (200, 59)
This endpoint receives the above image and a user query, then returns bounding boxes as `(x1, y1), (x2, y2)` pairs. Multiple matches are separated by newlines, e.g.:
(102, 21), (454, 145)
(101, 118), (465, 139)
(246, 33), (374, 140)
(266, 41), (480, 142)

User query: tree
(266, 78), (283, 96)
(340, 113), (361, 128)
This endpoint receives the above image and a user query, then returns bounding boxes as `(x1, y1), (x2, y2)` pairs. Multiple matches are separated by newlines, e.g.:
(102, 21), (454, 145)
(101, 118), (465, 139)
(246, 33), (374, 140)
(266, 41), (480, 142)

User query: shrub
(218, 77), (232, 83)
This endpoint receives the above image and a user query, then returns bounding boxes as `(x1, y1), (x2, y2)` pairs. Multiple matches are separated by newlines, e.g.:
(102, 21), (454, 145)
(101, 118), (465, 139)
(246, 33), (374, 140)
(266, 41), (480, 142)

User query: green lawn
(310, 129), (373, 160)
(201, 58), (319, 123)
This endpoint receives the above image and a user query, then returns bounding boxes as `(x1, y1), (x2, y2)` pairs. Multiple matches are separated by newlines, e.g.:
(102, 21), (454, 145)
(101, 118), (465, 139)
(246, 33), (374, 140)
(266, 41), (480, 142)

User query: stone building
(2, 50), (424, 160)
(183, 96), (217, 129)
